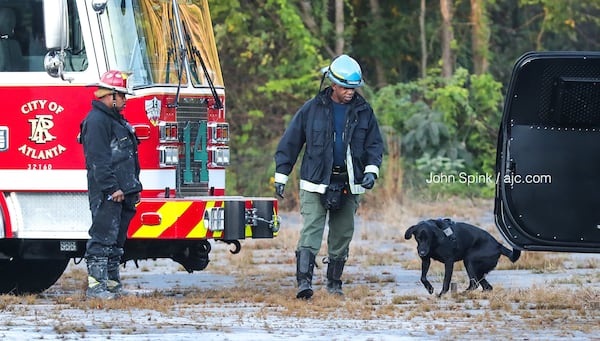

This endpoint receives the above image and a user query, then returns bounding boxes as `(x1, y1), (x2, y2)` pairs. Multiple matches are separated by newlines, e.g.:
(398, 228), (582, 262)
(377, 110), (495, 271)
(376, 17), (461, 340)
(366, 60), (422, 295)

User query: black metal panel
(502, 126), (600, 246)
(252, 200), (274, 238)
(223, 201), (245, 240)
(176, 98), (209, 197)
(506, 52), (600, 127)
(177, 97), (208, 121)
(496, 52), (600, 252)
(552, 78), (600, 126)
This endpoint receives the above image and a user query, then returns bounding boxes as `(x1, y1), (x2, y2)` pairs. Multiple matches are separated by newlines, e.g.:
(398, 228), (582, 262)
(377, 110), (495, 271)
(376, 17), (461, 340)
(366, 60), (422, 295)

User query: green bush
(370, 68), (503, 197)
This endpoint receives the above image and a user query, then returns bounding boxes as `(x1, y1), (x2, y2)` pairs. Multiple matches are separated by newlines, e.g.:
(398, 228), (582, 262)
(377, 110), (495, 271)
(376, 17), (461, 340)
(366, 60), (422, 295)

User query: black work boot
(86, 256), (117, 299)
(295, 249), (315, 299)
(325, 257), (346, 296)
(107, 255), (124, 296)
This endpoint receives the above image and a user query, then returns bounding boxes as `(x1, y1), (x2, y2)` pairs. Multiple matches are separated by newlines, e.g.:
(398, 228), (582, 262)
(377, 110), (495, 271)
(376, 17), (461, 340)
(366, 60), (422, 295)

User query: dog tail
(500, 245), (521, 263)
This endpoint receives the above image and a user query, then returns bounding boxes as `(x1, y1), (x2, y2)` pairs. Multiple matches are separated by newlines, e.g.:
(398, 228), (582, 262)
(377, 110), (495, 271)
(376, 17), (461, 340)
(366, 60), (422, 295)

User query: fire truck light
(0, 126), (8, 151)
(219, 126), (229, 141)
(204, 207), (225, 231)
(141, 212), (162, 226)
(133, 124), (151, 140)
(208, 122), (229, 144)
(159, 122), (178, 142)
(159, 146), (179, 167)
(209, 146), (230, 167)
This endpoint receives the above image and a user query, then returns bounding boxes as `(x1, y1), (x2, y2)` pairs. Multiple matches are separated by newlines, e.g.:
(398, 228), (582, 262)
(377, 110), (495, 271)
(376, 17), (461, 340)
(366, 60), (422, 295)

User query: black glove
(274, 182), (285, 199)
(361, 173), (376, 189)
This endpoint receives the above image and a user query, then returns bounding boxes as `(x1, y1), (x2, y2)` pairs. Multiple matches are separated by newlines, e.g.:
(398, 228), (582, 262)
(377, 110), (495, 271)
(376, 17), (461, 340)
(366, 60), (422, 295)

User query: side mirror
(43, 0), (71, 81)
(43, 0), (69, 50)
(44, 50), (63, 78)
(91, 0), (108, 14)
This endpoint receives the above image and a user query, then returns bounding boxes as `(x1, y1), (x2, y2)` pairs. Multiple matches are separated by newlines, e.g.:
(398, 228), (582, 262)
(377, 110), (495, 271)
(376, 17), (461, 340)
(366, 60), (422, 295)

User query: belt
(331, 167), (348, 185)
(332, 166), (347, 175)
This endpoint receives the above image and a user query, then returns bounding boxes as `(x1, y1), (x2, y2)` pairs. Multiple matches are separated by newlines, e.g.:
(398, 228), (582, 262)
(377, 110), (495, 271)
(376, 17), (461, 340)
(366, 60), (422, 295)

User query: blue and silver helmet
(326, 54), (364, 88)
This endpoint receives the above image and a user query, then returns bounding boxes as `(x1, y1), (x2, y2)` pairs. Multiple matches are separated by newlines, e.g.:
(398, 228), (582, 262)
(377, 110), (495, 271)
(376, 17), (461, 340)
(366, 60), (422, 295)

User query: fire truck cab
(0, 0), (279, 294)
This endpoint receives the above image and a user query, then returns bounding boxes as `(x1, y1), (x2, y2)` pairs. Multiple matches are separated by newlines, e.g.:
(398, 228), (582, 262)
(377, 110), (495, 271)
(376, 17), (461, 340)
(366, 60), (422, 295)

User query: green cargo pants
(297, 189), (360, 259)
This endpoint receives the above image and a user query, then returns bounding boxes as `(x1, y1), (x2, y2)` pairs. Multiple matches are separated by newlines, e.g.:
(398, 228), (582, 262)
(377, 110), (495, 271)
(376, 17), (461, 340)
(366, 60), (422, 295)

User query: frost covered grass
(0, 274), (597, 339)
(0, 197), (598, 340)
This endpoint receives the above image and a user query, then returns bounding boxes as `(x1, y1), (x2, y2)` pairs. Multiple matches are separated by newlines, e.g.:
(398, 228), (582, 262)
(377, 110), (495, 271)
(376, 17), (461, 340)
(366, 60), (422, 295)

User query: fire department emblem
(145, 97), (161, 126)
(29, 115), (56, 144)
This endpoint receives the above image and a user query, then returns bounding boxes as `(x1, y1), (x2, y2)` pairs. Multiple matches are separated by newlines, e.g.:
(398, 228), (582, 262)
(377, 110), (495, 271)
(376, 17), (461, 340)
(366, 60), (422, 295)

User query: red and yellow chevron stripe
(128, 198), (278, 240)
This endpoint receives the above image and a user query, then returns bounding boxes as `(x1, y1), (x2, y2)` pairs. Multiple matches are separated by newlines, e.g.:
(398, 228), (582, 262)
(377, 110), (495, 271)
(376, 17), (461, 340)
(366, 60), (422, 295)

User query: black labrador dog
(404, 218), (520, 297)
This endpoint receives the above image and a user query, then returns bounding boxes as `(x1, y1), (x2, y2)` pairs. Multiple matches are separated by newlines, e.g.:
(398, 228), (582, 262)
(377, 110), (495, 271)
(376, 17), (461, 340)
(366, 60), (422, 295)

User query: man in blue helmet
(274, 55), (384, 299)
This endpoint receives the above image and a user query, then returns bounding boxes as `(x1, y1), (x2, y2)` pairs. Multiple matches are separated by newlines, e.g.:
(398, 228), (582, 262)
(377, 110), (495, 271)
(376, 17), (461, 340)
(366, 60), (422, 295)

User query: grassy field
(0, 197), (598, 340)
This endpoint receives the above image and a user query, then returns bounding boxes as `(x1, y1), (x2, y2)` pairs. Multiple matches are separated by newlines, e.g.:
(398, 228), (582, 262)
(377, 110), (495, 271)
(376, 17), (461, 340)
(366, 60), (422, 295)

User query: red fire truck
(0, 0), (279, 294)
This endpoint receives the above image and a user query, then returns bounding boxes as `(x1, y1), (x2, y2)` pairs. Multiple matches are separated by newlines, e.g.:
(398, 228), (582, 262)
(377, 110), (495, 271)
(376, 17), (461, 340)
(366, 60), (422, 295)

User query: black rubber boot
(295, 249), (315, 299)
(86, 256), (117, 299)
(106, 255), (124, 296)
(326, 258), (346, 296)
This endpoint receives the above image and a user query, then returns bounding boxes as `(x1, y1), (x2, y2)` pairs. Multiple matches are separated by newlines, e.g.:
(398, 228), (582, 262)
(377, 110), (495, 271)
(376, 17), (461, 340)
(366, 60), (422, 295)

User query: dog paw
(437, 289), (450, 297)
(425, 285), (434, 295)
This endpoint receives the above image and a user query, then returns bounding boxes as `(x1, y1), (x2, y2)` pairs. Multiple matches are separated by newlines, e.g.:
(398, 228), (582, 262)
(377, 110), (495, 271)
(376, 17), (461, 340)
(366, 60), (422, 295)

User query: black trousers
(85, 192), (138, 259)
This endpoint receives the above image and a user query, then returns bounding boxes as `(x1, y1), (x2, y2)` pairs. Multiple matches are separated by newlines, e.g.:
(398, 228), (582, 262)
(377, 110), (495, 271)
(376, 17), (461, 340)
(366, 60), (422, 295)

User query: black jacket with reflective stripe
(275, 87), (383, 194)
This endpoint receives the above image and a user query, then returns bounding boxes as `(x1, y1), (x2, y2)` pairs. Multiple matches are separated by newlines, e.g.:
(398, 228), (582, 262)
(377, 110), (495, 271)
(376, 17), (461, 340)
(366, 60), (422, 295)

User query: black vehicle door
(495, 51), (600, 253)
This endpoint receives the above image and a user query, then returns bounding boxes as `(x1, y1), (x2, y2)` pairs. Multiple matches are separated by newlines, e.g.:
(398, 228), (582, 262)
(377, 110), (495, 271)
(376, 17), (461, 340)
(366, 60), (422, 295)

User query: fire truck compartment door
(495, 51), (600, 253)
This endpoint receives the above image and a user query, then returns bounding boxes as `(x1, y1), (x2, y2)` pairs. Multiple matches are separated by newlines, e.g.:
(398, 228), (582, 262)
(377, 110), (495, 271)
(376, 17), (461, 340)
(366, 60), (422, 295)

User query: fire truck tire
(0, 258), (69, 295)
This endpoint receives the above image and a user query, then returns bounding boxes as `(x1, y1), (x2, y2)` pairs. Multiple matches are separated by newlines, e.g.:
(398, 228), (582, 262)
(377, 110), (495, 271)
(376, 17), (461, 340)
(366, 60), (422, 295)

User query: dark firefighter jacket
(80, 100), (142, 197)
(274, 87), (383, 194)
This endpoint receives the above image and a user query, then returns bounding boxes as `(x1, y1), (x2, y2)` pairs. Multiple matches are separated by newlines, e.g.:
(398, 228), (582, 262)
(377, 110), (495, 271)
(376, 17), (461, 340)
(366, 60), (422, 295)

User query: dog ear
(405, 225), (416, 240)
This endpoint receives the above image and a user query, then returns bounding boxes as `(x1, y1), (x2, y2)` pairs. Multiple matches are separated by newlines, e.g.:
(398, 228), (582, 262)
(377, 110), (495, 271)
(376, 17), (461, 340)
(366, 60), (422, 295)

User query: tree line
(207, 0), (600, 206)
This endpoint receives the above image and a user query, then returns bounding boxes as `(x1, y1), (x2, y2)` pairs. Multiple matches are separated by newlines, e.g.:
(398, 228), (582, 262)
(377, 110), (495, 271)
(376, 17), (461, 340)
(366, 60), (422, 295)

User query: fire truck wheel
(0, 258), (70, 295)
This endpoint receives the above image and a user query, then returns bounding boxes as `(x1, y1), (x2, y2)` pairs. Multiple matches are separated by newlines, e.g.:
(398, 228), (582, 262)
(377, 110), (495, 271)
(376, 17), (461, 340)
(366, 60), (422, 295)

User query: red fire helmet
(97, 70), (134, 95)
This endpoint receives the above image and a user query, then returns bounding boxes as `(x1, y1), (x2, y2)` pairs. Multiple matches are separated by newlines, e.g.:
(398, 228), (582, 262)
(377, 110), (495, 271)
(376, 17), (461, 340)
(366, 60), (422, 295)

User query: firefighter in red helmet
(79, 70), (142, 299)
